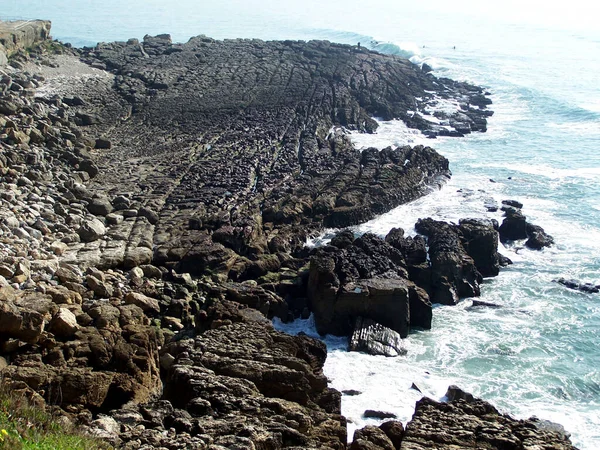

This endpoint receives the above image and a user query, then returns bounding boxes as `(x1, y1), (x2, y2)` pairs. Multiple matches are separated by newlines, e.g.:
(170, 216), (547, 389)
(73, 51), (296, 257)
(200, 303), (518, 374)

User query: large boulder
(525, 223), (554, 249)
(458, 218), (500, 277)
(415, 218), (482, 305)
(307, 233), (431, 337)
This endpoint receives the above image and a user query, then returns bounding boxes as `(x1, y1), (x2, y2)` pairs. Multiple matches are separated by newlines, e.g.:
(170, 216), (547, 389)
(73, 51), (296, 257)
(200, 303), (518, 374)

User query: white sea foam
(348, 119), (431, 149)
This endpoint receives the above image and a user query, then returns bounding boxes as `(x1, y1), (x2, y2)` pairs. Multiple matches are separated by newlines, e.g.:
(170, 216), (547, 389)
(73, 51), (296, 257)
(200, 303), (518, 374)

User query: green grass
(0, 386), (111, 450)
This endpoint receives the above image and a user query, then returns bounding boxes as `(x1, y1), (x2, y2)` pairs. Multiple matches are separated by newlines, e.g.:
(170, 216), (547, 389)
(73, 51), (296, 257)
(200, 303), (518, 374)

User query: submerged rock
(555, 277), (600, 294)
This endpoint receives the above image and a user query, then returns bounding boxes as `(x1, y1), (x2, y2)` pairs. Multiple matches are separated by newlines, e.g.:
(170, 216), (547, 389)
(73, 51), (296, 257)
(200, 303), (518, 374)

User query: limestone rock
(124, 292), (160, 315)
(78, 218), (106, 242)
(49, 308), (79, 337)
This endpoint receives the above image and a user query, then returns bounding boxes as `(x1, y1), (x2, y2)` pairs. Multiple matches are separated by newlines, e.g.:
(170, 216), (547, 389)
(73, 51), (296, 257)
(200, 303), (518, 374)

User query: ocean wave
(302, 28), (421, 59)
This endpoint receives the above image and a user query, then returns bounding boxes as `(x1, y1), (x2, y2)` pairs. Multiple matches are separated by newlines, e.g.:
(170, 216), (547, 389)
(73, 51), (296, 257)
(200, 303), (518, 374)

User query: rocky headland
(0, 21), (573, 449)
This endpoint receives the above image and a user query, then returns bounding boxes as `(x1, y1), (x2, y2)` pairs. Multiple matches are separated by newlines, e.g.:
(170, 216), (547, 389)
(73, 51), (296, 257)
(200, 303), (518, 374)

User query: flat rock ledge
(0, 27), (576, 450)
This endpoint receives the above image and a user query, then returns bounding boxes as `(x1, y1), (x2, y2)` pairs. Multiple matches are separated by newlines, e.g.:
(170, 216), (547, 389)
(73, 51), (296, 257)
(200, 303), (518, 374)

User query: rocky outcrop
(498, 201), (554, 249)
(1, 29), (572, 450)
(414, 218), (482, 305)
(0, 20), (52, 67)
(397, 386), (577, 449)
(307, 232), (431, 337)
(66, 34), (492, 278)
(100, 313), (347, 449)
(348, 386), (578, 449)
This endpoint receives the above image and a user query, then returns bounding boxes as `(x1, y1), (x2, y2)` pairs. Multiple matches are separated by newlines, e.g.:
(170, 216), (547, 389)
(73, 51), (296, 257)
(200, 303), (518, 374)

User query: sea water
(4, 1), (600, 447)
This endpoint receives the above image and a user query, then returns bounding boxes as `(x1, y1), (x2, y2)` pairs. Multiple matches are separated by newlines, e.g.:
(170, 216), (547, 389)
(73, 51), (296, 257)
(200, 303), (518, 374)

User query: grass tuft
(0, 384), (111, 450)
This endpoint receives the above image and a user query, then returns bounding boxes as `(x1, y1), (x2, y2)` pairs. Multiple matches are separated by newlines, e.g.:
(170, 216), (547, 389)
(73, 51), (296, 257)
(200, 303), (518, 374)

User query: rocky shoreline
(0, 22), (576, 449)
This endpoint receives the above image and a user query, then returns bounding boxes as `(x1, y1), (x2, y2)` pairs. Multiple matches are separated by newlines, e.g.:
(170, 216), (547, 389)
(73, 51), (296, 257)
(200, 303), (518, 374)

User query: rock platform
(0, 26), (576, 449)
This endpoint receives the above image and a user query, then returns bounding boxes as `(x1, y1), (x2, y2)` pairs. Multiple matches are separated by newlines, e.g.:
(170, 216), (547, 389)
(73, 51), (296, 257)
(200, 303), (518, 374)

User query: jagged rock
(400, 386), (577, 449)
(0, 291), (45, 343)
(458, 218), (500, 277)
(364, 410), (397, 419)
(415, 218), (482, 305)
(307, 232), (431, 337)
(379, 421), (405, 449)
(349, 316), (407, 357)
(499, 208), (527, 241)
(351, 425), (395, 450)
(525, 223), (554, 249)
(555, 277), (599, 294)
(86, 274), (114, 298)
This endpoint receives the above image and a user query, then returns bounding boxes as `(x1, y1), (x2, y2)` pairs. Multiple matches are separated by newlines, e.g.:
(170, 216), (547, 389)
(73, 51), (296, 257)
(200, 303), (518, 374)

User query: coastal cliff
(0, 23), (575, 449)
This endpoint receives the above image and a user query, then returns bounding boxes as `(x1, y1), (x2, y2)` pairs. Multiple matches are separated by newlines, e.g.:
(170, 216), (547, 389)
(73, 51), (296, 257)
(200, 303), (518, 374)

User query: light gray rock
(124, 292), (160, 315)
(78, 218), (106, 242)
(349, 317), (407, 357)
(49, 308), (79, 337)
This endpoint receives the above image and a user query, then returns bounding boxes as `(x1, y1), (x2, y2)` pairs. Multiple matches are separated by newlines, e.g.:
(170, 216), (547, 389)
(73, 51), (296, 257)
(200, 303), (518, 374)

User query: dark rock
(402, 386), (578, 449)
(410, 383), (422, 393)
(307, 232), (432, 337)
(351, 425), (395, 450)
(458, 218), (500, 277)
(342, 389), (362, 396)
(499, 207), (528, 241)
(86, 195), (114, 216)
(470, 299), (502, 308)
(415, 218), (482, 304)
(498, 253), (513, 266)
(363, 410), (398, 419)
(379, 420), (404, 449)
(525, 223), (554, 249)
(502, 199), (523, 209)
(94, 138), (112, 149)
(555, 277), (599, 294)
(331, 230), (355, 249)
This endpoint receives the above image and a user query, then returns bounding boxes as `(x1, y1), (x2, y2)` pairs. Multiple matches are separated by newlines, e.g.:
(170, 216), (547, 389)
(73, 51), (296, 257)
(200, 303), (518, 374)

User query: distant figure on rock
(357, 42), (361, 48)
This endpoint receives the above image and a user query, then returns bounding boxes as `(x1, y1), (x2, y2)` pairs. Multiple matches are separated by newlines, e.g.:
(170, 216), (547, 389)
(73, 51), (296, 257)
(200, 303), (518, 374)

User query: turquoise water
(5, 1), (600, 447)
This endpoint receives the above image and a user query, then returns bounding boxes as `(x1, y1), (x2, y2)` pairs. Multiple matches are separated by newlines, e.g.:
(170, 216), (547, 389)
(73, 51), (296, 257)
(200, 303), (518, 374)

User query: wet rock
(402, 387), (578, 449)
(307, 232), (431, 337)
(349, 316), (407, 357)
(499, 208), (528, 241)
(555, 277), (599, 294)
(415, 218), (482, 305)
(363, 410), (397, 419)
(469, 299), (502, 308)
(525, 223), (554, 249)
(458, 218), (500, 277)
